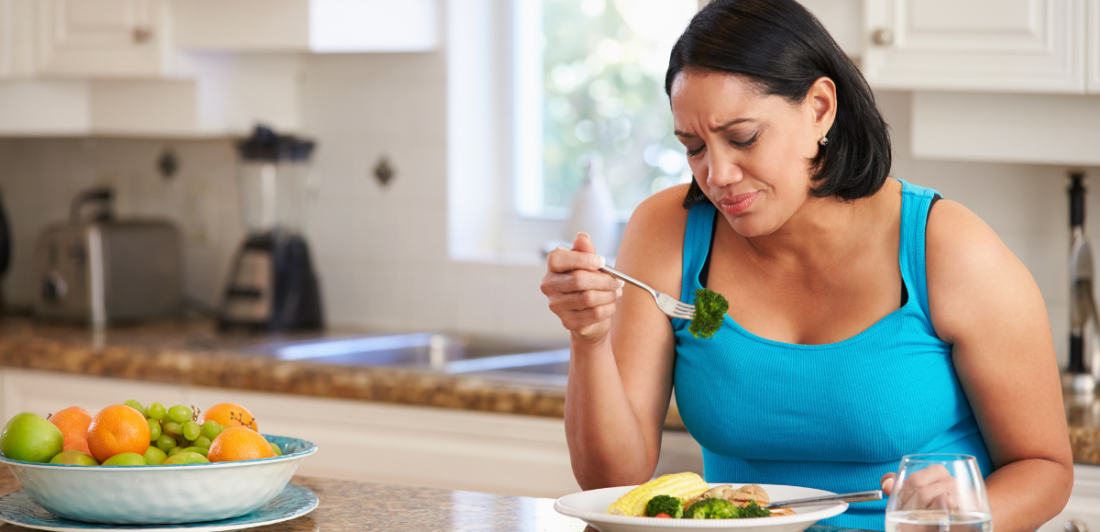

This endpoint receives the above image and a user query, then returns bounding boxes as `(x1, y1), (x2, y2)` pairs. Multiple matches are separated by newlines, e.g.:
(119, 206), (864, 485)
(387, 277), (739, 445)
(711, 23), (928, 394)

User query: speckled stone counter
(3, 317), (1097, 463)
(0, 468), (880, 532)
(0, 317), (684, 431)
(0, 317), (578, 418)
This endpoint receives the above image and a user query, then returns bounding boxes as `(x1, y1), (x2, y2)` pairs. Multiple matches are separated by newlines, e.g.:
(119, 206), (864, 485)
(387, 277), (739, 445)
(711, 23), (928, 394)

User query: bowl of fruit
(0, 400), (317, 525)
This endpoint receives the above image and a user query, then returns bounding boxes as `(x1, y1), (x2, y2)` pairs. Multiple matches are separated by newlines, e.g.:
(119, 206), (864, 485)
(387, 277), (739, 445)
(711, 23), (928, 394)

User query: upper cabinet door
(36, 0), (165, 77)
(1089, 0), (1100, 93)
(862, 0), (1086, 94)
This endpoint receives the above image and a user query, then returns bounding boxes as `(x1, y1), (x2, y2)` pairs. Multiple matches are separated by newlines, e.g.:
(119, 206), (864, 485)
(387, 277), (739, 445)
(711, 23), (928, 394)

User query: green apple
(143, 446), (167, 465)
(49, 450), (99, 466)
(269, 442), (282, 457)
(162, 452), (208, 465)
(1, 413), (64, 463)
(101, 452), (146, 466)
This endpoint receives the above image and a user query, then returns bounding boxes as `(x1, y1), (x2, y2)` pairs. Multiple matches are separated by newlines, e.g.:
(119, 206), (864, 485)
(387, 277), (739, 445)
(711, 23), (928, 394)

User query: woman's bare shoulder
(626, 184), (692, 240)
(925, 198), (1043, 344)
(617, 184), (693, 294)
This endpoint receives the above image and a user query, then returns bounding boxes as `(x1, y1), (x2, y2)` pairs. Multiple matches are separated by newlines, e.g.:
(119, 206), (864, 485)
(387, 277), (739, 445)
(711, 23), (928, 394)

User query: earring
(819, 136), (829, 147)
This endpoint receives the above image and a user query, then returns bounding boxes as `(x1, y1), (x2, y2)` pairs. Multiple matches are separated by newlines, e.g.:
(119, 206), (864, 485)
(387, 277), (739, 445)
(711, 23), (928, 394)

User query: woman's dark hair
(666, 0), (891, 208)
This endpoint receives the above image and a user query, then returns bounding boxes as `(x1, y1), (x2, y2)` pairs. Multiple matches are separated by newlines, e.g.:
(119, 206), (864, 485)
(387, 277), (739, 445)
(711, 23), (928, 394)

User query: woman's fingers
(549, 288), (622, 313)
(547, 247), (604, 274)
(881, 473), (896, 495)
(541, 241), (624, 339)
(896, 466), (959, 510)
(568, 302), (618, 327)
(542, 269), (622, 295)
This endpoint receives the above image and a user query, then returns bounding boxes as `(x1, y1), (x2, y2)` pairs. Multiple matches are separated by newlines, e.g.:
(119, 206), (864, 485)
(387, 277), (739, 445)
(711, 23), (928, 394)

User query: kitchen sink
(246, 333), (570, 378)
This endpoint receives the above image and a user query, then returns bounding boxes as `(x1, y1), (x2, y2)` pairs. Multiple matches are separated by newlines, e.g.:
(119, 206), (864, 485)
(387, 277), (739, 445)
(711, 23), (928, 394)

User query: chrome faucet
(1065, 172), (1099, 393)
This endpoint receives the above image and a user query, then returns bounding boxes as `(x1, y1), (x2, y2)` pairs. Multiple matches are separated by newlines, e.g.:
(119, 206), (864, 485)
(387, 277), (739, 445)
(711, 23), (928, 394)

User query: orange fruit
(87, 405), (150, 462)
(207, 427), (275, 462)
(199, 403), (258, 432)
(49, 406), (93, 456)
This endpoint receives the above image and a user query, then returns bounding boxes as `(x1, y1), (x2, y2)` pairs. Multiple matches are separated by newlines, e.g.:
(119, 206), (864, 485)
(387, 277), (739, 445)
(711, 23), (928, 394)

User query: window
(514, 0), (699, 219)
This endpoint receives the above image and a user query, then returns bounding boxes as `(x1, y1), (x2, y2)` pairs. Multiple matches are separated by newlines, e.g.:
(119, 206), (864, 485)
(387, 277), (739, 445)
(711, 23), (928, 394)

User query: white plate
(554, 483), (847, 532)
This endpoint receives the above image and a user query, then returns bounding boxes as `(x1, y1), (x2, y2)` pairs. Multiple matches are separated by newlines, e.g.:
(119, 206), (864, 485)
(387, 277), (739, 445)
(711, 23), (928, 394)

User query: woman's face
(670, 68), (833, 237)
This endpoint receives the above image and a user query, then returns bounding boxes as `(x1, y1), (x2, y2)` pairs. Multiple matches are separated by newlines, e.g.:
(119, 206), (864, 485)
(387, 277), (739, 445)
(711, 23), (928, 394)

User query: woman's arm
(923, 199), (1073, 532)
(542, 185), (691, 489)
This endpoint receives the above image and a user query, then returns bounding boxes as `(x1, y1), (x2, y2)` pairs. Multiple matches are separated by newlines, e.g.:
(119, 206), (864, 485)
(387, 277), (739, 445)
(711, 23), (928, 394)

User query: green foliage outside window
(541, 0), (696, 216)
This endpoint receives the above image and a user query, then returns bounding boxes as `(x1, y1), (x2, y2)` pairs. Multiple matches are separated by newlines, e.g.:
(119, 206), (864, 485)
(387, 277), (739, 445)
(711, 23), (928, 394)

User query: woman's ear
(807, 77), (837, 133)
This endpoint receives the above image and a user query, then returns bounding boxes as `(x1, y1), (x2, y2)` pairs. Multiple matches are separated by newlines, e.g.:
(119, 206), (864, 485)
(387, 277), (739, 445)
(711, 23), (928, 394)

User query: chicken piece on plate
(681, 483), (795, 517)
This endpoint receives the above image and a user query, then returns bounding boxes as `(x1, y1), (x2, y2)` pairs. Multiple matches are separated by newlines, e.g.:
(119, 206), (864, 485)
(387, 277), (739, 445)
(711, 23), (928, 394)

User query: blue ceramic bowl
(0, 434), (316, 525)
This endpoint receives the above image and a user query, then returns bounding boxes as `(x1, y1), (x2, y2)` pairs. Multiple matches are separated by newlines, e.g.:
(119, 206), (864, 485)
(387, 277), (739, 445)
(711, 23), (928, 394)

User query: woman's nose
(705, 150), (744, 187)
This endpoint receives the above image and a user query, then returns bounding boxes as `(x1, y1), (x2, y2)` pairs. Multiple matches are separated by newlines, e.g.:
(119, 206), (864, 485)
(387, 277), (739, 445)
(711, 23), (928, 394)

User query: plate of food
(554, 472), (847, 532)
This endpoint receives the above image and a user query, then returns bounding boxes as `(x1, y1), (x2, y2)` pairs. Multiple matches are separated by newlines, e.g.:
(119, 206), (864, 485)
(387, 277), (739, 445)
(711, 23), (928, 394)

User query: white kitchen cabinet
(171, 0), (439, 53)
(1089, 0), (1100, 92)
(34, 0), (168, 77)
(0, 0), (36, 78)
(1039, 464), (1100, 532)
(861, 0), (1087, 93)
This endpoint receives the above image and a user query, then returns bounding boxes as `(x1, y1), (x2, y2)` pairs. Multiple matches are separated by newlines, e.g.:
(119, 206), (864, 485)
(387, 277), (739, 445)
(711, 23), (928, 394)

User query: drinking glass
(885, 454), (992, 532)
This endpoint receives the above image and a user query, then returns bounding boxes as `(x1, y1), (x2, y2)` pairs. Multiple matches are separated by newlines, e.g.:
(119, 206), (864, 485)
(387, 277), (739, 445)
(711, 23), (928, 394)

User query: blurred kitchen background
(0, 0), (1095, 364)
(2, 1), (1100, 525)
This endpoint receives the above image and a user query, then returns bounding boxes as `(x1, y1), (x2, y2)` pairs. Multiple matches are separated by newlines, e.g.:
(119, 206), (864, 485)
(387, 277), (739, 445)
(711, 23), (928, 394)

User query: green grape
(182, 420), (200, 441)
(148, 418), (162, 440)
(192, 436), (212, 449)
(269, 442), (282, 457)
(167, 405), (192, 424)
(181, 446), (208, 457)
(167, 447), (184, 457)
(156, 434), (176, 453)
(163, 421), (182, 437)
(124, 400), (145, 413)
(145, 402), (166, 420)
(143, 446), (167, 466)
(200, 421), (224, 440)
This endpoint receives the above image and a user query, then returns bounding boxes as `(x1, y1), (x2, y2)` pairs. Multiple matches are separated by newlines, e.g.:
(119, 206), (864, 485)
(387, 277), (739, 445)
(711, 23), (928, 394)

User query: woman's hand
(541, 233), (624, 343)
(881, 466), (960, 511)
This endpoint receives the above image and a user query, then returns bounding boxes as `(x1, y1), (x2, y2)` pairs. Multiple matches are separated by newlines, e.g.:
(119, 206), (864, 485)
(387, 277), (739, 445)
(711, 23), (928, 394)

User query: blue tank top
(672, 180), (993, 531)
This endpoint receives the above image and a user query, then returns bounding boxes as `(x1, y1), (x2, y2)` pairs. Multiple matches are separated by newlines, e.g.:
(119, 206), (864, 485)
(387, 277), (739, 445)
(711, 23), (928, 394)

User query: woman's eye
(731, 132), (759, 148)
(686, 145), (705, 157)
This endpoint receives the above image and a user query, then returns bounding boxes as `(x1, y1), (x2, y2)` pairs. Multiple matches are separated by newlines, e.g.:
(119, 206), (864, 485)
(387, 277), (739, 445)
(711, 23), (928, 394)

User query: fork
(556, 244), (695, 320)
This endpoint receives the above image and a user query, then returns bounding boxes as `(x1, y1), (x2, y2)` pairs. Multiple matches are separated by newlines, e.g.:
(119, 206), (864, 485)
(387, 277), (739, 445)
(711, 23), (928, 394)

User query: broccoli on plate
(684, 498), (738, 519)
(644, 494), (683, 518)
(738, 500), (772, 518)
(688, 288), (729, 339)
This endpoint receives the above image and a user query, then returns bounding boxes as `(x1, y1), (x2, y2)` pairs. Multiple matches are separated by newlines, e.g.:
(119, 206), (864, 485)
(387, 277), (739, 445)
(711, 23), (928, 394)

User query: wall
(0, 56), (1092, 367)
(0, 51), (557, 341)
(876, 89), (1083, 368)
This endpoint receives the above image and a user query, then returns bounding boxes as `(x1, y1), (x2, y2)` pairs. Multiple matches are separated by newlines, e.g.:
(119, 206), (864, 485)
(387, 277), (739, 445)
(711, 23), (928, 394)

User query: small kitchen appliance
(33, 187), (183, 326)
(219, 125), (323, 331)
(1064, 172), (1100, 393)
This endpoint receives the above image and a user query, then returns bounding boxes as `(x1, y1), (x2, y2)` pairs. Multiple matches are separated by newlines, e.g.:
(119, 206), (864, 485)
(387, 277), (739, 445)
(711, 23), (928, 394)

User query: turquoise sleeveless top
(672, 180), (993, 531)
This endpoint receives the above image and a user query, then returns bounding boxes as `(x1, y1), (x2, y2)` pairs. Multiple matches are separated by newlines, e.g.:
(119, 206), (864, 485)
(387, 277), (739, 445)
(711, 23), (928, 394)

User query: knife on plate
(763, 490), (883, 509)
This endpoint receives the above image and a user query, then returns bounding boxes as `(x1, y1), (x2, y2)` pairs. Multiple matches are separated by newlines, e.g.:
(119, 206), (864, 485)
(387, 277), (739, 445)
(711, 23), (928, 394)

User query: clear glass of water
(885, 454), (992, 532)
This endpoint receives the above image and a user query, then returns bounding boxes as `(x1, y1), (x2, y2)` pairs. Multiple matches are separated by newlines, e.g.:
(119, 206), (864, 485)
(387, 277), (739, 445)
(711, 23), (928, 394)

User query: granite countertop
(0, 317), (594, 422)
(0, 468), (881, 532)
(0, 317), (1096, 465)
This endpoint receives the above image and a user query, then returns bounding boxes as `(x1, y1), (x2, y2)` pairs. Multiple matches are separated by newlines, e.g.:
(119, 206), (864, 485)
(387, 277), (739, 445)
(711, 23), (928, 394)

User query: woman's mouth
(718, 192), (758, 215)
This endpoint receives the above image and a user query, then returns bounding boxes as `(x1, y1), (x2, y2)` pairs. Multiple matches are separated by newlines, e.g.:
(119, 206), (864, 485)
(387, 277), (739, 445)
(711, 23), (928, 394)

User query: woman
(540, 0), (1073, 530)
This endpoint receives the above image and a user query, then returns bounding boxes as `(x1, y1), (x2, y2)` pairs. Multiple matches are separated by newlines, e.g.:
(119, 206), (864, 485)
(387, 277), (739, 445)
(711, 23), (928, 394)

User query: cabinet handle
(871, 28), (894, 46)
(133, 27), (153, 44)
(1066, 518), (1088, 532)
